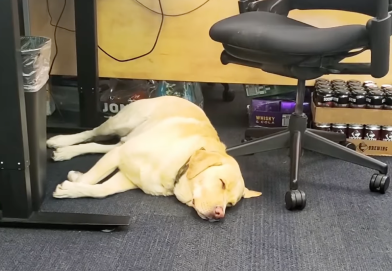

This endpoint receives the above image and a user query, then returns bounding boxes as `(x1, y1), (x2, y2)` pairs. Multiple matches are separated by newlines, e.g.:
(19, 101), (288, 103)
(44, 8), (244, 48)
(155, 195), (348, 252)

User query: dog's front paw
(52, 147), (77, 161)
(67, 170), (84, 182)
(47, 135), (73, 149)
(53, 180), (84, 198)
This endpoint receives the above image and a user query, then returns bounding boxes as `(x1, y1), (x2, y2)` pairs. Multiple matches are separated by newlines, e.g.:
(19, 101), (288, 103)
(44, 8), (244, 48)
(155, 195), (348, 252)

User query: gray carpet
(1, 84), (392, 271)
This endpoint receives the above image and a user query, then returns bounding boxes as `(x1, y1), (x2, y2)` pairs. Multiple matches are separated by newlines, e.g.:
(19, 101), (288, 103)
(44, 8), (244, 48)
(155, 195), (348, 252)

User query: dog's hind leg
(53, 171), (137, 199)
(52, 143), (121, 161)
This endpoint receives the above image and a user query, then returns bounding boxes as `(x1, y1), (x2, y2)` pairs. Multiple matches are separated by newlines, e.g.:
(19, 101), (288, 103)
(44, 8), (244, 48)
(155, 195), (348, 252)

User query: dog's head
(174, 149), (261, 222)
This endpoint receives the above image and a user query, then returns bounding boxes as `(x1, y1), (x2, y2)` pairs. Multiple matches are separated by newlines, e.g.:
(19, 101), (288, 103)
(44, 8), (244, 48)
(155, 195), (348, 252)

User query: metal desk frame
(46, 0), (102, 132)
(74, 0), (101, 129)
(0, 0), (130, 230)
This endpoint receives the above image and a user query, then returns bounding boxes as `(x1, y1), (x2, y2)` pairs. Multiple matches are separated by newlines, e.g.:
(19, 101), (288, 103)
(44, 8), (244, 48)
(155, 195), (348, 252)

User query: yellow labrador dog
(47, 96), (261, 221)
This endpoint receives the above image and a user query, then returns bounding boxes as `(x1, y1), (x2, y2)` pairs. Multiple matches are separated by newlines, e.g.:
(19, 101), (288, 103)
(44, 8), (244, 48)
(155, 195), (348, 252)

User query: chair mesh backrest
(290, 0), (383, 17)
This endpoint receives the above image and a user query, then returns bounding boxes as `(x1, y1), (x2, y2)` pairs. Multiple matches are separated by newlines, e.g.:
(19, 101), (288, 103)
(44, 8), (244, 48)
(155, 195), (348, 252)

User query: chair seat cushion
(209, 12), (369, 55)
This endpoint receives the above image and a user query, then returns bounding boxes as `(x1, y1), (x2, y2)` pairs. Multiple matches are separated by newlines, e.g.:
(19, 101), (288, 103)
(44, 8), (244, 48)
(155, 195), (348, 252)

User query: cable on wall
(46, 0), (210, 62)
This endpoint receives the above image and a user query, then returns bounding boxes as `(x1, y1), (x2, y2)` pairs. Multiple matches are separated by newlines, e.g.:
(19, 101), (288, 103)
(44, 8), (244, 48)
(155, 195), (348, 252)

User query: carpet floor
(1, 85), (392, 271)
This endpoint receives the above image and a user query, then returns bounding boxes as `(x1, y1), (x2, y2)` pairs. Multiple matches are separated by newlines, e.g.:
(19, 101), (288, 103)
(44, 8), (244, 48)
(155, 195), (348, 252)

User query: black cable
(46, 0), (74, 32)
(48, 0), (67, 74)
(46, 0), (209, 62)
(46, 0), (210, 31)
(48, 0), (67, 118)
(133, 0), (210, 16)
(98, 0), (164, 62)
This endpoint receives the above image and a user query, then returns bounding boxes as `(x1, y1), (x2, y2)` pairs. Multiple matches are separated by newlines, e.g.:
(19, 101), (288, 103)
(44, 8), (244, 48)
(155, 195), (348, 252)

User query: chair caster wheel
(285, 190), (306, 211)
(369, 174), (390, 194)
(222, 83), (235, 102)
(341, 141), (356, 151)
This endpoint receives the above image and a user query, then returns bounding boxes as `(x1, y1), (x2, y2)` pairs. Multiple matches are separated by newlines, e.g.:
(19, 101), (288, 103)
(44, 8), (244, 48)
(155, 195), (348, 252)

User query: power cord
(47, 0), (68, 119)
(48, 0), (67, 75)
(46, 0), (209, 62)
(133, 0), (210, 17)
(46, 0), (74, 33)
(46, 0), (210, 31)
(98, 0), (164, 62)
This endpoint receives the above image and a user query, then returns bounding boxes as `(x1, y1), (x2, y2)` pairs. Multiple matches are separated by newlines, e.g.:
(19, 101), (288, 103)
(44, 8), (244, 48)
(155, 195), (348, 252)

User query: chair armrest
(238, 0), (290, 15)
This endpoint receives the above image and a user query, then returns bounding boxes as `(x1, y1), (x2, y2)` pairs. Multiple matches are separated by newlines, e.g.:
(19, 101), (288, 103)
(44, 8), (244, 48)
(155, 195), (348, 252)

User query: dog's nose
(213, 206), (225, 219)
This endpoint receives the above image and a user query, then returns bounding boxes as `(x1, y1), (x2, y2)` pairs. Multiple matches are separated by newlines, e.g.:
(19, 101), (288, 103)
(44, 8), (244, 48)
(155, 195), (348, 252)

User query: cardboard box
(311, 97), (392, 126)
(347, 139), (392, 156)
(311, 95), (392, 156)
(249, 99), (311, 127)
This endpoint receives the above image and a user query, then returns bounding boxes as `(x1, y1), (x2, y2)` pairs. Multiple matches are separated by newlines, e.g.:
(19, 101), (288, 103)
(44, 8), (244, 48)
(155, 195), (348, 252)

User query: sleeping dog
(47, 96), (261, 221)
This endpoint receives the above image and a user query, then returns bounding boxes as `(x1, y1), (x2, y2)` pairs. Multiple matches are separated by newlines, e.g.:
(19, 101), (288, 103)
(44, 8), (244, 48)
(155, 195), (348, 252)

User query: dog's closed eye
(220, 179), (226, 189)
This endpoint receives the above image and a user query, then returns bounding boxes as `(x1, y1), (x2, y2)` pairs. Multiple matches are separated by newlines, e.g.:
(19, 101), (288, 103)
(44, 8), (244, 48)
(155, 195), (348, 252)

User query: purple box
(249, 99), (311, 127)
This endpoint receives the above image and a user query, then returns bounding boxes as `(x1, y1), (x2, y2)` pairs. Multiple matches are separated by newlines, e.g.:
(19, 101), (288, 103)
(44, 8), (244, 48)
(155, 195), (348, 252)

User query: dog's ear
(186, 149), (223, 179)
(243, 187), (262, 198)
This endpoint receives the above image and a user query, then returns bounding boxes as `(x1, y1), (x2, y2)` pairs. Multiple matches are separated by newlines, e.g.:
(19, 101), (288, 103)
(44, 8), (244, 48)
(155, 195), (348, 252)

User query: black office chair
(209, 0), (392, 210)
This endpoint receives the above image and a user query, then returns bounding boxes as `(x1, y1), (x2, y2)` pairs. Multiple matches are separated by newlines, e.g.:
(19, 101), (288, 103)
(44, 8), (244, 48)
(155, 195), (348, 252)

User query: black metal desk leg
(0, 0), (33, 220)
(74, 0), (101, 128)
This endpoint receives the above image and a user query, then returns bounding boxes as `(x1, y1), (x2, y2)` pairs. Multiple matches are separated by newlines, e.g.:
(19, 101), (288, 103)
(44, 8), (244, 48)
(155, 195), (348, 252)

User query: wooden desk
(30, 0), (392, 85)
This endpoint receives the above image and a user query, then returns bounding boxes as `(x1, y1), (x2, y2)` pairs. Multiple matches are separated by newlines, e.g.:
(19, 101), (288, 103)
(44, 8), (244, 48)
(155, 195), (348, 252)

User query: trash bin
(21, 36), (51, 211)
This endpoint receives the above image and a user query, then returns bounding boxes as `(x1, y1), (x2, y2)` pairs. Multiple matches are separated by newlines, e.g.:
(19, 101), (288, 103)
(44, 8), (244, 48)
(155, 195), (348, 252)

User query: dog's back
(112, 96), (216, 141)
